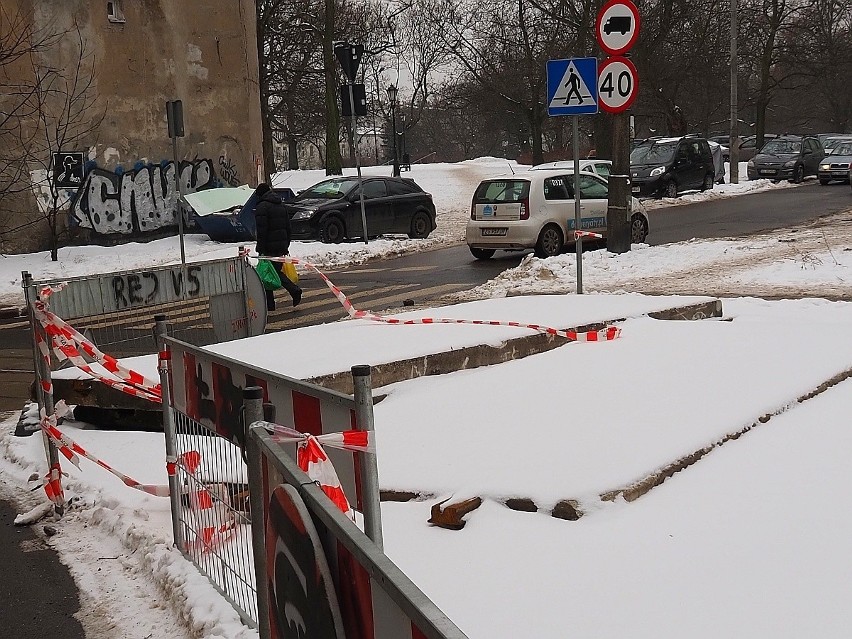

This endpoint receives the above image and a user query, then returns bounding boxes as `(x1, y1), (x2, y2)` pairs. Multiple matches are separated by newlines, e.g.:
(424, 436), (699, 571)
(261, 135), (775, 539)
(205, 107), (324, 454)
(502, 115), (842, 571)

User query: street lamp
(386, 84), (400, 177)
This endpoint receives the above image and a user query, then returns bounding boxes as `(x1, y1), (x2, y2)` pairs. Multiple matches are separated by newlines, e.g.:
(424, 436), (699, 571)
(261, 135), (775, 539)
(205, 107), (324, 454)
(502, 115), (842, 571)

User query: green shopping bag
(255, 259), (282, 291)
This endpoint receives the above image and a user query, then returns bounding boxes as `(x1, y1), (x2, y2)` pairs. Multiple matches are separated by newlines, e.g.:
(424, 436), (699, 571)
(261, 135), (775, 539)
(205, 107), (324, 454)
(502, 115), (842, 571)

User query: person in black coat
(254, 183), (302, 310)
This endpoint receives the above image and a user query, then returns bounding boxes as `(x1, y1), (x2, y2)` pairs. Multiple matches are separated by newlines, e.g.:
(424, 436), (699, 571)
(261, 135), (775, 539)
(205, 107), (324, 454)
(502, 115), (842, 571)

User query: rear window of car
(298, 178), (358, 199)
(388, 180), (421, 195)
(473, 180), (530, 203)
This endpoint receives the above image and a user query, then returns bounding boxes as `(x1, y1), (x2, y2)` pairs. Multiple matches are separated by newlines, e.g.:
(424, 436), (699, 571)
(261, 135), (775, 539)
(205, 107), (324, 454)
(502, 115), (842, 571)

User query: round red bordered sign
(597, 56), (639, 113)
(595, 0), (641, 56)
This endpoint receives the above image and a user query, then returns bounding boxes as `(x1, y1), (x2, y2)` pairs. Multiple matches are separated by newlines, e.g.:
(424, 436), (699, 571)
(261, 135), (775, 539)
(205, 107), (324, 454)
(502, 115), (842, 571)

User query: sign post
(165, 99), (187, 271)
(595, 0), (640, 254)
(546, 57), (598, 294)
(334, 41), (370, 245)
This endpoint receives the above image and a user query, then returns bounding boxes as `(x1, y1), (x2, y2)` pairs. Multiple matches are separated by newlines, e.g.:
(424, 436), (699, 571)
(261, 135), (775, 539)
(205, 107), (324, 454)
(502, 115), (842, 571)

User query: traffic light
(334, 41), (363, 84)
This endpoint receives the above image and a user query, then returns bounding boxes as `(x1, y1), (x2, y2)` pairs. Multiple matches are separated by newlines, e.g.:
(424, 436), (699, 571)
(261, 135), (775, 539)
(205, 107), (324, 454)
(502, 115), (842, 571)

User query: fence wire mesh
(172, 409), (257, 627)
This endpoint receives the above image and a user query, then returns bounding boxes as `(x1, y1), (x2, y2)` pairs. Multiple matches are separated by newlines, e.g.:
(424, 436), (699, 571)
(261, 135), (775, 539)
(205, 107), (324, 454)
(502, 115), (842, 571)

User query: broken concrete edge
(603, 364), (852, 504)
(380, 491), (584, 522)
(381, 363), (852, 524)
(309, 298), (724, 395)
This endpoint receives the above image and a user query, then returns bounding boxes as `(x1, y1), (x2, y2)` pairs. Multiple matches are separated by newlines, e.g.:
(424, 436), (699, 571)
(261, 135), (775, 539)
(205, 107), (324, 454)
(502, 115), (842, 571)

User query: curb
(0, 306), (24, 320)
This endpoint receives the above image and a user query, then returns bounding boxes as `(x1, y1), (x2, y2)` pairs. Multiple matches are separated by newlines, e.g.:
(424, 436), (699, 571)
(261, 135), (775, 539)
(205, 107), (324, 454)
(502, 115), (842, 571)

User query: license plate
(759, 169), (776, 175)
(481, 228), (507, 237)
(832, 171), (847, 176)
(631, 186), (640, 193)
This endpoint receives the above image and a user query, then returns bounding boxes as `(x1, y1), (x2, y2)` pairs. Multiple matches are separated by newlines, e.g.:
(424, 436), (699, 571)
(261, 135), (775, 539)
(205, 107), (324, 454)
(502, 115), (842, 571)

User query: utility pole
(730, 0), (739, 183)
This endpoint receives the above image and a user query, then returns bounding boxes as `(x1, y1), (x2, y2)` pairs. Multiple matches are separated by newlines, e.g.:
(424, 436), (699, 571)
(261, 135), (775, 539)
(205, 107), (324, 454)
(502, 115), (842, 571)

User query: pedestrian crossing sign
(547, 57), (599, 116)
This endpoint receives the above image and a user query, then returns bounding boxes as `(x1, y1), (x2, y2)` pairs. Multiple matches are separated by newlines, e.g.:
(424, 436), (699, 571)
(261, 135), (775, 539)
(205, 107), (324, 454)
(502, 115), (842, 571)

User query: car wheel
(630, 214), (648, 244)
(791, 164), (804, 184)
(408, 210), (432, 239)
(819, 179), (830, 186)
(319, 215), (345, 243)
(701, 173), (714, 191)
(663, 181), (678, 198)
(469, 247), (495, 260)
(534, 224), (564, 258)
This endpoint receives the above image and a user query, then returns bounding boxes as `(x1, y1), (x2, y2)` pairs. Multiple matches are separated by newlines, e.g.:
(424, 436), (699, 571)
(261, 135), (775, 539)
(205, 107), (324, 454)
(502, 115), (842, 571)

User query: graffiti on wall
(70, 159), (216, 235)
(218, 155), (240, 187)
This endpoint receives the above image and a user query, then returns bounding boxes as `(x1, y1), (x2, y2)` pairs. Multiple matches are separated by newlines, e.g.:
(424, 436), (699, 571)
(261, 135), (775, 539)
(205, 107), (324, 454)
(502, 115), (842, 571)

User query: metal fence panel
(172, 409), (258, 627)
(165, 337), (362, 504)
(250, 427), (468, 639)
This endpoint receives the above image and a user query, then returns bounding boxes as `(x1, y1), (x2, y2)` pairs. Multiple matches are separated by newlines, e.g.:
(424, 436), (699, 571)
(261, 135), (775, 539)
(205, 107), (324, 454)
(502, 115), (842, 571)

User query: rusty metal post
(155, 314), (184, 549)
(22, 271), (63, 515)
(244, 386), (271, 638)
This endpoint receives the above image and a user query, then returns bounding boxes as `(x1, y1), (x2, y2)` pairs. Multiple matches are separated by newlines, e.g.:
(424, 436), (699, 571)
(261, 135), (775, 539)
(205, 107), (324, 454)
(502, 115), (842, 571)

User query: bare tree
(18, 26), (104, 261)
(0, 5), (62, 237)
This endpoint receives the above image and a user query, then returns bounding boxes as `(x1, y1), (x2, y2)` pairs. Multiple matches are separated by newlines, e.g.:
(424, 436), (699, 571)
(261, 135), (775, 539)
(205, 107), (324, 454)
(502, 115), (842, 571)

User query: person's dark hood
(259, 190), (282, 205)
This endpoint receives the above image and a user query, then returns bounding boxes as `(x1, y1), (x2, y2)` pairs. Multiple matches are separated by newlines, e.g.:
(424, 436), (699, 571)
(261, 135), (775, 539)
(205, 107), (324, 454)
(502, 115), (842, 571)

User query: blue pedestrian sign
(546, 58), (599, 116)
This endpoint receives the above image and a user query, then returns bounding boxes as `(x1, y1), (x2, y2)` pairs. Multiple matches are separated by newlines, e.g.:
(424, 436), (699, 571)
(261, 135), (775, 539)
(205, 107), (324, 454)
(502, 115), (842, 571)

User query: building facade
(0, 0), (262, 253)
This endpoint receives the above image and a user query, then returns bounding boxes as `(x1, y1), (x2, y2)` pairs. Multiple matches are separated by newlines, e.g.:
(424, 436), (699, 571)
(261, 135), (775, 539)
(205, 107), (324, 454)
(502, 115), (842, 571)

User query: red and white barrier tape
(260, 255), (622, 342)
(258, 421), (371, 520)
(574, 230), (604, 240)
(39, 402), (187, 498)
(187, 481), (238, 552)
(262, 422), (374, 453)
(31, 288), (161, 403)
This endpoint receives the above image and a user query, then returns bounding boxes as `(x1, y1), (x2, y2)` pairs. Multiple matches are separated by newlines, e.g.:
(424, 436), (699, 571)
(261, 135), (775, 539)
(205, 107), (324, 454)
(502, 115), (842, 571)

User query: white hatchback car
(529, 159), (613, 180)
(466, 169), (649, 260)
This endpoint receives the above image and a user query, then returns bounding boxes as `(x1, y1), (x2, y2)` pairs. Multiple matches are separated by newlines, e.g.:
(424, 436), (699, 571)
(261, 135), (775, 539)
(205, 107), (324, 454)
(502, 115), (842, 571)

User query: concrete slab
(51, 294), (722, 407)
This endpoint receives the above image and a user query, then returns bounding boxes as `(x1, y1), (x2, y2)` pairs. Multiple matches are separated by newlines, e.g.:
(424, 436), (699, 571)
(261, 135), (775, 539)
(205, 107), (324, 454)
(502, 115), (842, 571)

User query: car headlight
(747, 159), (755, 167)
(820, 164), (830, 171)
(783, 160), (796, 168)
(649, 166), (665, 177)
(291, 209), (315, 221)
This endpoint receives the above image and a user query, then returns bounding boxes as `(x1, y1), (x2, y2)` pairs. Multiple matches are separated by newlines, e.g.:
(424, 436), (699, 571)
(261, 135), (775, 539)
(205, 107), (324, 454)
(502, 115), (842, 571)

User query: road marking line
(266, 282), (470, 330)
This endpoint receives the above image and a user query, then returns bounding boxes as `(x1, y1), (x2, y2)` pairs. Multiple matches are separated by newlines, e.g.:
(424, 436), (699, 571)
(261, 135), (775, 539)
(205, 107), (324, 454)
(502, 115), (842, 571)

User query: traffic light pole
(346, 82), (368, 245)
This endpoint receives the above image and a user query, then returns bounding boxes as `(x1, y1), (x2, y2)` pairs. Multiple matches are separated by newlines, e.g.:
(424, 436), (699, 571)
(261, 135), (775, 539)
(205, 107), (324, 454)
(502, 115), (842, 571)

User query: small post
(155, 315), (184, 550)
(244, 386), (271, 639)
(22, 271), (64, 515)
(572, 116), (584, 294)
(351, 365), (383, 549)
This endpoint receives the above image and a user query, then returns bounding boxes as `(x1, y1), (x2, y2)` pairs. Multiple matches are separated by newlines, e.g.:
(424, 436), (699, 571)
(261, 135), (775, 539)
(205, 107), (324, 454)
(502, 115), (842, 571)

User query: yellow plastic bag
(283, 260), (299, 284)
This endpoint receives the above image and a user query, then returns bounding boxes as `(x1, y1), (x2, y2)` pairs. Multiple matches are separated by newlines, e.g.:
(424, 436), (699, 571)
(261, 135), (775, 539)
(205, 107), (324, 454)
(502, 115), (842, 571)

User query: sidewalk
(0, 494), (85, 638)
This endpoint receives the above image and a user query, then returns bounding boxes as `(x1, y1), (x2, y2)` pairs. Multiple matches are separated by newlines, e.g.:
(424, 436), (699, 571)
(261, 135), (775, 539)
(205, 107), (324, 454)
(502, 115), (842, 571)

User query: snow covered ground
(1, 158), (851, 638)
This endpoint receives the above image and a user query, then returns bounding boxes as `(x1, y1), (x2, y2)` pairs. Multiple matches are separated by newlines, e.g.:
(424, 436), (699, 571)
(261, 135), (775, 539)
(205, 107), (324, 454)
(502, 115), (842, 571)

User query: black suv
(747, 135), (824, 183)
(630, 136), (716, 198)
(283, 176), (437, 243)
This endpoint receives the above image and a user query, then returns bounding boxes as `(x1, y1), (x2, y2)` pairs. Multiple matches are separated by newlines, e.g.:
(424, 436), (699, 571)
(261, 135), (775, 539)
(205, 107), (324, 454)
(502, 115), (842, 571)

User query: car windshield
(830, 141), (852, 156)
(630, 141), (678, 164)
(297, 178), (358, 200)
(761, 139), (801, 155)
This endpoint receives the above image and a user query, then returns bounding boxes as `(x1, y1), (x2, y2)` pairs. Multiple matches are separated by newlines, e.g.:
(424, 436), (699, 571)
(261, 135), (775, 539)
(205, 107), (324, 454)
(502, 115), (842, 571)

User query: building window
(107, 1), (126, 23)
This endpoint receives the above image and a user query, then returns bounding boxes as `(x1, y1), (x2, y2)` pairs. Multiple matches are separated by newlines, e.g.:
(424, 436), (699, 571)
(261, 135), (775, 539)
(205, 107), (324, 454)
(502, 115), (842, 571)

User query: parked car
(530, 159), (613, 179)
(282, 176), (436, 243)
(747, 135), (824, 183)
(735, 134), (779, 162)
(630, 135), (716, 198)
(465, 169), (650, 260)
(818, 140), (852, 185)
(822, 135), (852, 154)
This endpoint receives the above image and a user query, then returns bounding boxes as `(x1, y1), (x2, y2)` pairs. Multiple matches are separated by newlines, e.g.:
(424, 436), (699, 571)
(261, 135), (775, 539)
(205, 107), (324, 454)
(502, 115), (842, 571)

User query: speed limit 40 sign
(597, 56), (638, 113)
